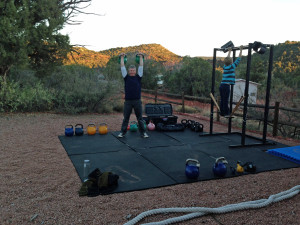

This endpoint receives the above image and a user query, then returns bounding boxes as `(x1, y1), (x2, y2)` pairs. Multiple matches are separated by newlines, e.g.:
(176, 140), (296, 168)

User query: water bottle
(83, 159), (90, 182)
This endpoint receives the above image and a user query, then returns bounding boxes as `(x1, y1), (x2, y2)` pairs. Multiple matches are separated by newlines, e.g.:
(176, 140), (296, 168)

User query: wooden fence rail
(141, 88), (300, 137)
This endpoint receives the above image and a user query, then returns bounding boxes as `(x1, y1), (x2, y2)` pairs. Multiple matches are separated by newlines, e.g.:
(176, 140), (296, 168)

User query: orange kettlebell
(87, 124), (97, 135)
(99, 123), (108, 135)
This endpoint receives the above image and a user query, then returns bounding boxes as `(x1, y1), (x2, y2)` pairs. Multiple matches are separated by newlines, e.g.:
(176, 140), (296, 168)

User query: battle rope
(124, 185), (300, 225)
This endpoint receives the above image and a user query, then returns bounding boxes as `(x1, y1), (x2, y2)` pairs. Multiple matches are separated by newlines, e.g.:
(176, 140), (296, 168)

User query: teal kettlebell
(130, 121), (138, 132)
(118, 55), (127, 64)
(135, 54), (144, 64)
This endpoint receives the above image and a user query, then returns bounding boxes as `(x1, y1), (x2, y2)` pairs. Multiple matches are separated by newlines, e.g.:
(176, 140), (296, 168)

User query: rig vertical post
(210, 48), (217, 134)
(262, 45), (274, 143)
(241, 43), (253, 146)
(228, 50), (236, 133)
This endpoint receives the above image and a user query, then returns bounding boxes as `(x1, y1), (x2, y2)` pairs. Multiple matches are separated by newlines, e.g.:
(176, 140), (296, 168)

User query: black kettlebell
(243, 162), (256, 173)
(181, 119), (188, 128)
(191, 123), (196, 131)
(187, 120), (194, 129)
(75, 124), (84, 136)
(194, 123), (204, 132)
(253, 41), (266, 54)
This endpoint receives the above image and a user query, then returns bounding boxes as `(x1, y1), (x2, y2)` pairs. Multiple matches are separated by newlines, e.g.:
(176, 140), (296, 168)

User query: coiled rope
(124, 185), (300, 225)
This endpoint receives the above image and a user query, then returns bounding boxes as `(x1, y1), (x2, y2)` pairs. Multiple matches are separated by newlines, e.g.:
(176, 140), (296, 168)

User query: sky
(61, 0), (300, 57)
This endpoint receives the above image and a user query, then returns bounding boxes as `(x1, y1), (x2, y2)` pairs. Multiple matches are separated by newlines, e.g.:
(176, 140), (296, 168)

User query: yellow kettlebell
(87, 124), (97, 135)
(236, 161), (244, 173)
(99, 123), (108, 135)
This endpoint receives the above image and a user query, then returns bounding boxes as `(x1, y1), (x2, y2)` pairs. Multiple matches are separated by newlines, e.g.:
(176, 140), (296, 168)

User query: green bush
(0, 65), (122, 113)
(0, 77), (53, 112)
(44, 65), (122, 114)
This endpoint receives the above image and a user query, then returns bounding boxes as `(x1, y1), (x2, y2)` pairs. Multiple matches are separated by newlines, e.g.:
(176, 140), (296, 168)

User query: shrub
(0, 76), (53, 112)
(44, 65), (122, 114)
(1, 65), (122, 113)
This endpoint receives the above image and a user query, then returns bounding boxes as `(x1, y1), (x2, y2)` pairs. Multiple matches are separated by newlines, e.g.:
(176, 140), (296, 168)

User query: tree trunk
(0, 65), (10, 82)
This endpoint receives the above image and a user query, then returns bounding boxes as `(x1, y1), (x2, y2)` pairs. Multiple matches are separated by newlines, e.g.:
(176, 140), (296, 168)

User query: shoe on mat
(142, 132), (149, 138)
(117, 132), (125, 138)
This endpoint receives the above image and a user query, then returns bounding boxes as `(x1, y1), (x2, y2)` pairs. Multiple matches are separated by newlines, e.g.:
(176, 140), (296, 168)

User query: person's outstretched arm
(238, 45), (243, 58)
(120, 53), (127, 78)
(138, 53), (143, 67)
(137, 53), (143, 77)
(227, 47), (232, 57)
(120, 53), (125, 67)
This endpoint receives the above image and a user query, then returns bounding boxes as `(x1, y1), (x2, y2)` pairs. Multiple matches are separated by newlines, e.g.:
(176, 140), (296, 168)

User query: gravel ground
(0, 112), (299, 225)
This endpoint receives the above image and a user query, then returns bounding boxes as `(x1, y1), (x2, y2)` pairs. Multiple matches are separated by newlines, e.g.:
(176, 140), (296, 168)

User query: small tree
(165, 57), (211, 96)
(0, 0), (94, 80)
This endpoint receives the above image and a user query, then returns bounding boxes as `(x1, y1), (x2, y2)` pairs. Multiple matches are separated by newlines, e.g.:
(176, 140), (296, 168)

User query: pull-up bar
(204, 41), (276, 148)
(217, 41), (272, 54)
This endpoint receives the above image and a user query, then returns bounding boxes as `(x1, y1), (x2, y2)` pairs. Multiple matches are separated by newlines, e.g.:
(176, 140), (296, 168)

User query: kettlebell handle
(186, 158), (200, 167)
(215, 157), (228, 164)
(75, 124), (83, 128)
(130, 121), (137, 125)
(99, 123), (107, 127)
(65, 124), (73, 129)
(88, 124), (96, 127)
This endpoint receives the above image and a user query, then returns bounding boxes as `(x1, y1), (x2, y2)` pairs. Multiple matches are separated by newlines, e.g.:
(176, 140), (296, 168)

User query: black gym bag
(143, 103), (178, 125)
(156, 123), (185, 132)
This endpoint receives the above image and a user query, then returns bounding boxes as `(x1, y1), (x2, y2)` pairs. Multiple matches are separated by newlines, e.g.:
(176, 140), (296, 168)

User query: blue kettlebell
(213, 157), (228, 177)
(185, 159), (200, 179)
(65, 125), (74, 137)
(75, 124), (84, 136)
(130, 121), (138, 132)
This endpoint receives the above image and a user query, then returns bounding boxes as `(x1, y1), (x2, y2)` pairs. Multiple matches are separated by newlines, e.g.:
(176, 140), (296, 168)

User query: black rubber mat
(58, 130), (300, 194)
(69, 147), (177, 193)
(137, 145), (217, 183)
(59, 133), (126, 155)
(111, 131), (183, 149)
(164, 129), (227, 145)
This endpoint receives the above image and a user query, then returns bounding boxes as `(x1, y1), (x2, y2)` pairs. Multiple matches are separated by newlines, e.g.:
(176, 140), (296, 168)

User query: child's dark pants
(121, 99), (146, 134)
(219, 83), (231, 116)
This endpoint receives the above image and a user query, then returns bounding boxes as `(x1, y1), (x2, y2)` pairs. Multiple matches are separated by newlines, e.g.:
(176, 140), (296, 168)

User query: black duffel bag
(156, 123), (185, 132)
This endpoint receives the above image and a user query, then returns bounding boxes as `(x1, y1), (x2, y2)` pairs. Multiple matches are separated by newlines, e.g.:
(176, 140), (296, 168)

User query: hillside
(63, 47), (110, 68)
(64, 42), (299, 82)
(64, 43), (182, 68)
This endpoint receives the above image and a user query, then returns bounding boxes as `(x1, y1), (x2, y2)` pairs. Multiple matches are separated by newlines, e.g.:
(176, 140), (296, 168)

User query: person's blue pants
(219, 84), (231, 116)
(121, 99), (146, 134)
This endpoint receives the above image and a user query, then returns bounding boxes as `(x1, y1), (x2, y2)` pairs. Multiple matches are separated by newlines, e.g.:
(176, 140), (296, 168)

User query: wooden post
(273, 101), (280, 137)
(181, 91), (185, 113)
(217, 96), (220, 121)
(155, 87), (158, 103)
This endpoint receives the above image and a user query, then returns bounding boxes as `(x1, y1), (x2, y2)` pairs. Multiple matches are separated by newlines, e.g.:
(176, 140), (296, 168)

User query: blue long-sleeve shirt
(221, 57), (241, 85)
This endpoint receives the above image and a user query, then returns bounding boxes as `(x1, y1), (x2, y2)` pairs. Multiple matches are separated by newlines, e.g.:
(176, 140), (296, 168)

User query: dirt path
(0, 113), (299, 225)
